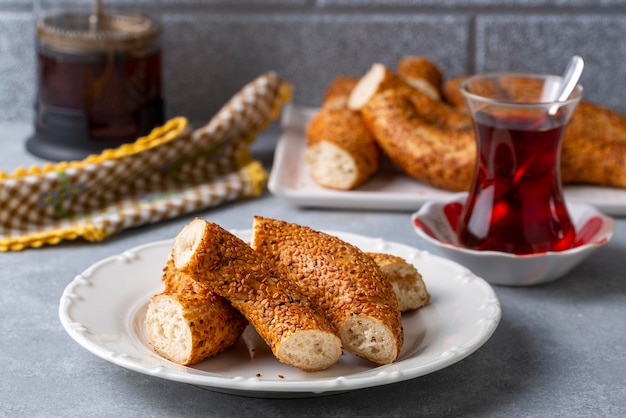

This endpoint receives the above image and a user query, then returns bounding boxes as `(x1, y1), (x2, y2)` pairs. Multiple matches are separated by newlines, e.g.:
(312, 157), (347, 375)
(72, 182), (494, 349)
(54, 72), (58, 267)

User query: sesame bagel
(251, 216), (403, 365)
(366, 252), (430, 312)
(171, 218), (342, 372)
(360, 87), (475, 191)
(559, 101), (626, 188)
(322, 75), (360, 109)
(349, 63), (471, 131)
(396, 55), (443, 101)
(401, 85), (473, 132)
(305, 107), (380, 190)
(442, 75), (468, 109)
(146, 260), (248, 366)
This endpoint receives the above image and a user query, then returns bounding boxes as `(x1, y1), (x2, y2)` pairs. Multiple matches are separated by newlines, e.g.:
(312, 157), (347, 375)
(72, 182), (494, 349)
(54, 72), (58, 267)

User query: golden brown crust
(361, 88), (475, 191)
(349, 63), (470, 132)
(171, 218), (342, 372)
(400, 84), (473, 132)
(560, 101), (626, 188)
(162, 257), (212, 295)
(251, 216), (403, 365)
(396, 56), (443, 100)
(305, 107), (380, 190)
(442, 75), (468, 110)
(322, 76), (360, 109)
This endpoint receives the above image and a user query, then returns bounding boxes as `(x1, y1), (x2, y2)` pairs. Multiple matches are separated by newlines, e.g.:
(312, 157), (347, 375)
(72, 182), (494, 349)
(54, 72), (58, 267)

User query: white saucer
(411, 193), (615, 286)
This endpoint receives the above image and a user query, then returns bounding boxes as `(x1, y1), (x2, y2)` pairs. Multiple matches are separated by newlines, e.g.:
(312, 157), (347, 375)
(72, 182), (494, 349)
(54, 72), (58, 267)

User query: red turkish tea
(457, 109), (576, 254)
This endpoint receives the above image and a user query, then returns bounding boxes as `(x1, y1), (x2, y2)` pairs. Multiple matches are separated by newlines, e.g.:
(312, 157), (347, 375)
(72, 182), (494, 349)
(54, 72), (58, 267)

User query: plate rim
(59, 230), (501, 397)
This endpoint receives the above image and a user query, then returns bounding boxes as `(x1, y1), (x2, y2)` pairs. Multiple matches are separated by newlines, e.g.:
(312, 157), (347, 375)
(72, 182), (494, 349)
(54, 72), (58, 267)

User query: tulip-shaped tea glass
(457, 72), (583, 255)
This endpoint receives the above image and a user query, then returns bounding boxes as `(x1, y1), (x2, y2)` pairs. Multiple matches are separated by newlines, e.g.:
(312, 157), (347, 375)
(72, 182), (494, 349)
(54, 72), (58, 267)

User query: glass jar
(27, 0), (164, 161)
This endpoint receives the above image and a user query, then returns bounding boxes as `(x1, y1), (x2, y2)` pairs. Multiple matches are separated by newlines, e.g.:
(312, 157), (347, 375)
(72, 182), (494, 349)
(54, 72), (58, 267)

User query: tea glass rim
(459, 71), (584, 108)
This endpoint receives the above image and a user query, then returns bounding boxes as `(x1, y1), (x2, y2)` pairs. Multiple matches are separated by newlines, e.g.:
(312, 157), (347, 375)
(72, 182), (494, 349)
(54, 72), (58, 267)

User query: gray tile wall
(1, 0), (626, 126)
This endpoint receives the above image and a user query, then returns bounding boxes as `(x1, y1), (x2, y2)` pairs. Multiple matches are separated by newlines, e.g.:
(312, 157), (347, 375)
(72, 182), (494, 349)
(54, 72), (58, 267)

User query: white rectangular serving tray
(268, 104), (626, 216)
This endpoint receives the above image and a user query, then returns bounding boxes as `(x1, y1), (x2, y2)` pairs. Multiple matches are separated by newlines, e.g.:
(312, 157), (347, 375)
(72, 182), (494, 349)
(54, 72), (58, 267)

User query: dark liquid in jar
(37, 45), (162, 141)
(457, 109), (575, 254)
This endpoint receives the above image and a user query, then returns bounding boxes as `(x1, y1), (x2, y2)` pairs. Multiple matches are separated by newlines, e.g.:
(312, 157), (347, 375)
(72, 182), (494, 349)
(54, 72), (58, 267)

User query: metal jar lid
(37, 12), (160, 54)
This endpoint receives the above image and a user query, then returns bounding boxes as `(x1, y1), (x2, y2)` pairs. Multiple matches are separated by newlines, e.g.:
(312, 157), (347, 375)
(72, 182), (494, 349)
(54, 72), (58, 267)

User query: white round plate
(59, 230), (501, 398)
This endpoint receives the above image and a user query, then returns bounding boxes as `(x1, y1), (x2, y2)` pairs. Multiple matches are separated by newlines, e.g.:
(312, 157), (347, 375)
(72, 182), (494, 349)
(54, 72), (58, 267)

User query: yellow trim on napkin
(0, 118), (188, 180)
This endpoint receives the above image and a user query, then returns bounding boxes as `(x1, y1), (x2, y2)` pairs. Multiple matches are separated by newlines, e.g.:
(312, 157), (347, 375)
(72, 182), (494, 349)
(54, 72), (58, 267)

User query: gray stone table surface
(1, 122), (625, 418)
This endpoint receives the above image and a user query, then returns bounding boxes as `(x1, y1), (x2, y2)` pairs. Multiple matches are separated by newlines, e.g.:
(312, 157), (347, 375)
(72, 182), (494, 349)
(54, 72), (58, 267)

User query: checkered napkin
(0, 71), (292, 251)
